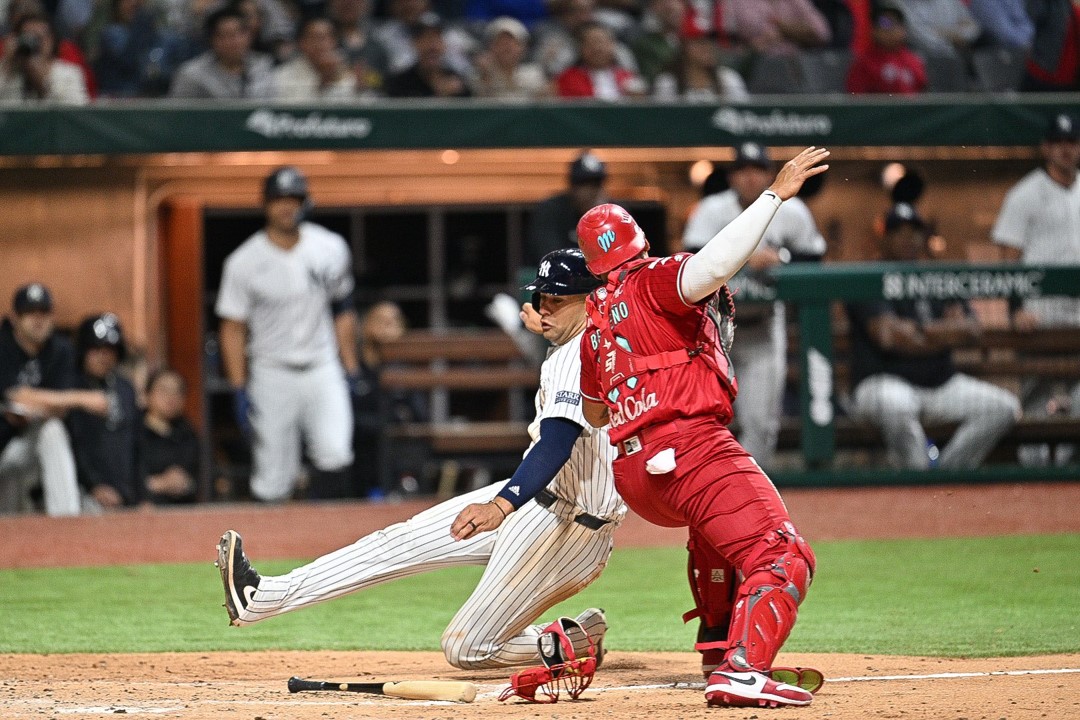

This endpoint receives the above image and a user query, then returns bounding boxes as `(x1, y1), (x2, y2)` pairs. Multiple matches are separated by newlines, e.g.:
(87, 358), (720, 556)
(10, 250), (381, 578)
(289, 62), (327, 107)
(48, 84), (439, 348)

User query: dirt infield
(2, 482), (1080, 718)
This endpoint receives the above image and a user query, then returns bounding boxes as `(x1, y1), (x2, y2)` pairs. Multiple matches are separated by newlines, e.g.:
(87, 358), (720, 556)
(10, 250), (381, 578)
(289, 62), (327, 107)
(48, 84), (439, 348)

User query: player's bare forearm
(218, 319), (248, 388)
(334, 309), (360, 375)
(582, 398), (609, 428)
(6, 387), (108, 417)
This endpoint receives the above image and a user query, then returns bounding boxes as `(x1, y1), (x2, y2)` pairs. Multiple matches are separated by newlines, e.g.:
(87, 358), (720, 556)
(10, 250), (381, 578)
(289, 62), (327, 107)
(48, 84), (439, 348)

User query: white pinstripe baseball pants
(237, 484), (616, 668)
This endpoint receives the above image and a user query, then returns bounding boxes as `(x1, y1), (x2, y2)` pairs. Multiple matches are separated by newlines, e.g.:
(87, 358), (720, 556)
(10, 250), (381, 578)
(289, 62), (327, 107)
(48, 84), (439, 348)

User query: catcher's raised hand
(769, 146), (830, 201)
(451, 498), (514, 540)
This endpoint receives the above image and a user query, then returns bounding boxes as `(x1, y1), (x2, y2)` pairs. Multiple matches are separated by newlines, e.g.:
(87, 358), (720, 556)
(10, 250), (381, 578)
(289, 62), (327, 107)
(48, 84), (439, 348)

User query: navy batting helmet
(263, 166), (309, 202)
(76, 313), (127, 364)
(523, 249), (602, 309)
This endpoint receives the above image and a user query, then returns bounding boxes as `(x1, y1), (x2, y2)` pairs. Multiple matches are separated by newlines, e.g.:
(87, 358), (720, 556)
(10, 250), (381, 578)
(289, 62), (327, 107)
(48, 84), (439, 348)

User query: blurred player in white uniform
(683, 143), (826, 466)
(216, 166), (358, 502)
(215, 249), (624, 669)
(992, 112), (1080, 465)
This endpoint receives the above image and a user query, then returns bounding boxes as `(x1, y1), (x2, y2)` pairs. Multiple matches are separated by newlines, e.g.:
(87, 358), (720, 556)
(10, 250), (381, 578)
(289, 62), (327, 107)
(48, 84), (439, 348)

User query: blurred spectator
(812, 0), (855, 49)
(680, 0), (734, 45)
(0, 0), (97, 95)
(968, 0), (1032, 51)
(156, 0), (219, 61)
(532, 0), (637, 76)
(0, 11), (89, 102)
(1020, 0), (1079, 92)
(465, 0), (548, 28)
(1, 284), (107, 516)
(555, 20), (646, 98)
(682, 142), (826, 467)
(385, 11), (472, 96)
(327, 0), (390, 93)
(232, 0), (295, 63)
(53, 0), (92, 43)
(726, 0), (831, 56)
(67, 313), (141, 510)
(272, 15), (359, 100)
(629, 0), (685, 85)
(846, 203), (1020, 469)
(139, 368), (198, 504)
(168, 5), (273, 99)
(652, 32), (749, 101)
(525, 150), (609, 268)
(890, 0), (979, 61)
(846, 2), (926, 95)
(87, 0), (176, 98)
(991, 113), (1080, 464)
(472, 15), (550, 98)
(351, 301), (428, 497)
(375, 0), (476, 77)
(593, 0), (643, 37)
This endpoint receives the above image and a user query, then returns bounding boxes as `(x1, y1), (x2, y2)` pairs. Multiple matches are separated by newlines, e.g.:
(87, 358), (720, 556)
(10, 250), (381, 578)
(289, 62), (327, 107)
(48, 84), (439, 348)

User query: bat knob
(287, 676), (302, 693)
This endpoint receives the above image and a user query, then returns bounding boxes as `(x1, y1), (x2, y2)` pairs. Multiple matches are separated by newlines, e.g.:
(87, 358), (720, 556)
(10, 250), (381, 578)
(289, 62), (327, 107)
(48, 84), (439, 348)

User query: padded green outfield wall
(1, 96), (1077, 156)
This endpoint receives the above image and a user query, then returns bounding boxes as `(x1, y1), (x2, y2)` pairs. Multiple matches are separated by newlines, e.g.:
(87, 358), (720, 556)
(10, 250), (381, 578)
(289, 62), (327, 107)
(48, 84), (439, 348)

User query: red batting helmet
(576, 203), (649, 275)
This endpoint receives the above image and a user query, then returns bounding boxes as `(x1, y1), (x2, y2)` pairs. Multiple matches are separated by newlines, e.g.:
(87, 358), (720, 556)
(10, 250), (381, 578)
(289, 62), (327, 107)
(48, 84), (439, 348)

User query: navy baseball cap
(884, 202), (926, 231)
(1045, 113), (1080, 142)
(12, 282), (53, 314)
(569, 152), (607, 185)
(732, 142), (772, 169)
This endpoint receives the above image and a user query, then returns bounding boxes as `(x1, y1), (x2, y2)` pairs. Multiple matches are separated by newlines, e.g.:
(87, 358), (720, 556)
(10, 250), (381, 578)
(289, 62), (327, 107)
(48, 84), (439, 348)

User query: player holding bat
(216, 249), (621, 671)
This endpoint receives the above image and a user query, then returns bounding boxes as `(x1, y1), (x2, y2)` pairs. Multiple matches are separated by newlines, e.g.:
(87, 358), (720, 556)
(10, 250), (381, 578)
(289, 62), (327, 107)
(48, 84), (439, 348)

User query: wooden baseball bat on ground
(287, 676), (477, 702)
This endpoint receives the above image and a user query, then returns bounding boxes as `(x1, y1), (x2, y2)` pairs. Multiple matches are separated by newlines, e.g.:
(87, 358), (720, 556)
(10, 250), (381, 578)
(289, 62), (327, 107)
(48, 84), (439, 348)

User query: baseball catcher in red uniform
(577, 147), (830, 708)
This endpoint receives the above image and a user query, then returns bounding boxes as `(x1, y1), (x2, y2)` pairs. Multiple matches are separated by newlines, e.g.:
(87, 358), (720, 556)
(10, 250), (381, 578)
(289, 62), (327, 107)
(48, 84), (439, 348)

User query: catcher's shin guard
(682, 528), (738, 675)
(723, 522), (815, 673)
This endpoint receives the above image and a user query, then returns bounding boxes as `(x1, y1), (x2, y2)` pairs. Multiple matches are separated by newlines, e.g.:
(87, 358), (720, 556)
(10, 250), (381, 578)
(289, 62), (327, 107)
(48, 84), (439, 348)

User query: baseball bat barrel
(383, 681), (477, 702)
(287, 676), (476, 702)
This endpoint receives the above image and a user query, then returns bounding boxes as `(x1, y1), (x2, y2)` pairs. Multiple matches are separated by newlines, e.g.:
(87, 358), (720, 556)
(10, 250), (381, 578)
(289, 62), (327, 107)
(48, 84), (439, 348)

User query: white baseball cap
(486, 16), (530, 43)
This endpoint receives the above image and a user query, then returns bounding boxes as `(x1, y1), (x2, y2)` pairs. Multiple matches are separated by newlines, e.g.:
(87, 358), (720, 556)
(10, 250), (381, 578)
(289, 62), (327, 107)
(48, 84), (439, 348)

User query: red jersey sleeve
(578, 328), (604, 401)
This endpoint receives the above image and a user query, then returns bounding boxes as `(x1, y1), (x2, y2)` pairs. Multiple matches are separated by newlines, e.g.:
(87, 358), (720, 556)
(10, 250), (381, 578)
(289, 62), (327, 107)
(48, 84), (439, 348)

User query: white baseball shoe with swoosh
(215, 530), (261, 626)
(705, 669), (814, 707)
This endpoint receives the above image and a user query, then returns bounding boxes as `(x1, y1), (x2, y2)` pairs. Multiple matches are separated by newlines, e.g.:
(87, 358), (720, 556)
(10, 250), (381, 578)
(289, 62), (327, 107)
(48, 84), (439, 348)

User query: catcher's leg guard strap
(724, 522), (815, 672)
(683, 528), (738, 655)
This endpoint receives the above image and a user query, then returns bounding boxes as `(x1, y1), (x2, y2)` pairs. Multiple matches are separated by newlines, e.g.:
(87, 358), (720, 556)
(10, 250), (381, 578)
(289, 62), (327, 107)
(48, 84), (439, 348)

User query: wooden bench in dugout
(374, 329), (539, 493)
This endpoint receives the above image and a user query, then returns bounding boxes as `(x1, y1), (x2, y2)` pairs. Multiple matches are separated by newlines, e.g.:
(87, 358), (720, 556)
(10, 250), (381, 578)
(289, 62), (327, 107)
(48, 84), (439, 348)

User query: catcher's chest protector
(585, 259), (738, 406)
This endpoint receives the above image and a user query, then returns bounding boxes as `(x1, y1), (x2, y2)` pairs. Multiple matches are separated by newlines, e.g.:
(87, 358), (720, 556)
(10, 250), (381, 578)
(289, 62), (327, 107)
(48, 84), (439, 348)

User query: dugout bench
(374, 328), (538, 495)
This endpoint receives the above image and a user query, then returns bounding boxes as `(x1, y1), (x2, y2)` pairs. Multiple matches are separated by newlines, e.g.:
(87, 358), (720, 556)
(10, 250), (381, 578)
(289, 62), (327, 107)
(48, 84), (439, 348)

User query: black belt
(534, 488), (610, 530)
(276, 361), (316, 372)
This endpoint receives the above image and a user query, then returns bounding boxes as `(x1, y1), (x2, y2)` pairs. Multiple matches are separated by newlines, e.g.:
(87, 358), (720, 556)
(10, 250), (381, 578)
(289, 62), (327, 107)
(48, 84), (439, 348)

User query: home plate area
(2, 651), (1078, 719)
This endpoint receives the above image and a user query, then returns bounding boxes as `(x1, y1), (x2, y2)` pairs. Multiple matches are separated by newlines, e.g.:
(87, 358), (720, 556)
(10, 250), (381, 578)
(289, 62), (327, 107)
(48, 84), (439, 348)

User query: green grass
(1, 534), (1078, 657)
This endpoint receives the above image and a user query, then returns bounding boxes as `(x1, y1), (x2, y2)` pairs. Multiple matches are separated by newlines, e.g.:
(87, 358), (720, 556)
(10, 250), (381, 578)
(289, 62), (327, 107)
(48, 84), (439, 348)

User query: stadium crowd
(0, 0), (1076, 104)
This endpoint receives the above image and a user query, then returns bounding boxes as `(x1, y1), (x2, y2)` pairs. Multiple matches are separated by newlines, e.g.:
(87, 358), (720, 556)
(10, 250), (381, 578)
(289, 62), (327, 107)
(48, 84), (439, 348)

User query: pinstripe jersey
(526, 330), (622, 521)
(216, 223), (354, 367)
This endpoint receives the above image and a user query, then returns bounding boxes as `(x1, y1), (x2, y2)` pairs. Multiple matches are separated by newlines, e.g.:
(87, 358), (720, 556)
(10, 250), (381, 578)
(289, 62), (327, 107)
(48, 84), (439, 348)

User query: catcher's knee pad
(682, 528), (738, 663)
(724, 522), (815, 673)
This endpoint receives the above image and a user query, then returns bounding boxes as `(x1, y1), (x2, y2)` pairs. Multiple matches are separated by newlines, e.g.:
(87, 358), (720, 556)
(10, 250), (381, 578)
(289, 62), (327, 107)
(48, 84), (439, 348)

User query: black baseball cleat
(215, 530), (261, 626)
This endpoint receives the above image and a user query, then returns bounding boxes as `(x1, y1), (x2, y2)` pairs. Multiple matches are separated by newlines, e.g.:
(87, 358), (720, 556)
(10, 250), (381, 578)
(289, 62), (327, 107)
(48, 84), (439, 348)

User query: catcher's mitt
(498, 617), (598, 703)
